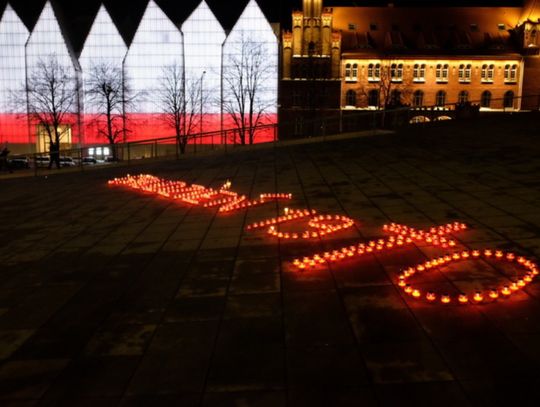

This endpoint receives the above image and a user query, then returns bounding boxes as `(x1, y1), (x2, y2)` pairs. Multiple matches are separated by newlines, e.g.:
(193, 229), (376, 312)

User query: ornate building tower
(517, 0), (540, 109)
(279, 0), (342, 138)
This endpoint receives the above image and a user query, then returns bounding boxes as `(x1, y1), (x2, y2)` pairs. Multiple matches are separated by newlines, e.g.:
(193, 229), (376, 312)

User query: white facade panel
(223, 0), (279, 116)
(79, 5), (127, 114)
(124, 0), (183, 113)
(0, 4), (29, 112)
(182, 0), (225, 114)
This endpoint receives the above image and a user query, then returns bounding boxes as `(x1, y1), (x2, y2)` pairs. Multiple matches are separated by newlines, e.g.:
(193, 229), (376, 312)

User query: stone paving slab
(1, 114), (540, 405)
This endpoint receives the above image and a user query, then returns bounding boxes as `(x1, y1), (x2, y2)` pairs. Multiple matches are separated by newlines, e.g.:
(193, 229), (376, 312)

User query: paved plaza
(1, 114), (540, 406)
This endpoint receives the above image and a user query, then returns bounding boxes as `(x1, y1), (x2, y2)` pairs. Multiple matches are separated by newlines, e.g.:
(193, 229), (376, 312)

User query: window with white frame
(413, 63), (425, 82)
(345, 63), (351, 78)
(368, 63), (380, 81)
(352, 63), (358, 79)
(481, 64), (495, 82)
(504, 64), (518, 83)
(459, 64), (471, 82)
(436, 63), (449, 82)
(391, 63), (403, 81)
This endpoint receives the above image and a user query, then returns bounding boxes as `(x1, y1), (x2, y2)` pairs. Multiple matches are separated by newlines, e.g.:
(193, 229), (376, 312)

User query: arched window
(345, 63), (352, 79)
(482, 64), (494, 82)
(488, 64), (495, 80)
(436, 63), (449, 82)
(504, 90), (514, 108)
(505, 64), (518, 82)
(458, 90), (469, 104)
(352, 63), (358, 79)
(368, 89), (379, 107)
(368, 63), (381, 80)
(391, 63), (403, 81)
(511, 64), (518, 81)
(413, 90), (424, 107)
(390, 89), (401, 106)
(481, 91), (492, 108)
(459, 64), (471, 82)
(413, 63), (425, 81)
(436, 90), (446, 106)
(346, 89), (357, 106)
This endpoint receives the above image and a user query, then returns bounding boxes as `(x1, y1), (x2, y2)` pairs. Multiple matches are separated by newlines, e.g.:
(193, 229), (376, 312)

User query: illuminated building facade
(0, 0), (278, 153)
(280, 0), (540, 135)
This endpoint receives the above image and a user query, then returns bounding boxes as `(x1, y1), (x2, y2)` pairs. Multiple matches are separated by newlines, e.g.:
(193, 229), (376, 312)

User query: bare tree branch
(157, 63), (209, 154)
(223, 34), (276, 145)
(85, 62), (135, 159)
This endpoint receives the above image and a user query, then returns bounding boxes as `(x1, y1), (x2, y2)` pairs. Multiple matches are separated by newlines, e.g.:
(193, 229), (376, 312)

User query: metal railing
(2, 93), (539, 177)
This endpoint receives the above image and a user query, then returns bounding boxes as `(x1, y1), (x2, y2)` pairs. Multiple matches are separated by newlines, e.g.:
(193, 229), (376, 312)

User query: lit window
(368, 63), (380, 81)
(96, 147), (103, 155)
(436, 64), (449, 82)
(391, 63), (403, 81)
(345, 63), (351, 78)
(352, 63), (358, 79)
(504, 64), (518, 82)
(88, 147), (95, 155)
(413, 63), (425, 81)
(103, 147), (110, 156)
(459, 64), (471, 82)
(481, 64), (494, 82)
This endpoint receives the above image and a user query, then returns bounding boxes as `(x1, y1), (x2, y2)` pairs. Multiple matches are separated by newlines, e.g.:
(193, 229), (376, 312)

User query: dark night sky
(0, 0), (528, 54)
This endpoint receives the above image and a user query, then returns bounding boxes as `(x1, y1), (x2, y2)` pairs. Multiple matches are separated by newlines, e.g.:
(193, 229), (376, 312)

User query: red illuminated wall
(0, 113), (277, 150)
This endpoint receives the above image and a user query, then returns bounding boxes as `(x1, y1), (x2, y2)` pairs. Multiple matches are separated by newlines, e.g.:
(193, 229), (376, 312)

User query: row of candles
(398, 249), (539, 304)
(109, 174), (538, 305)
(108, 174), (291, 212)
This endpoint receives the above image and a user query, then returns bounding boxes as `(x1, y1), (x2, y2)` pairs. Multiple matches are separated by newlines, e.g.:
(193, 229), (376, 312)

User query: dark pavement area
(1, 114), (540, 406)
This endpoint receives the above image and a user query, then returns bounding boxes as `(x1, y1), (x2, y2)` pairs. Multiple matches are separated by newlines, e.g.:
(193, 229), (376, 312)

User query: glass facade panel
(182, 0), (225, 119)
(124, 0), (183, 114)
(25, 1), (80, 151)
(79, 5), (128, 144)
(0, 4), (29, 144)
(223, 0), (278, 143)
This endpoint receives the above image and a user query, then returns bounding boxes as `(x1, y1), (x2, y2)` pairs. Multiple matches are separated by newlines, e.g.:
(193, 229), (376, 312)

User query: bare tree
(85, 62), (133, 160)
(358, 59), (414, 126)
(222, 35), (276, 145)
(13, 54), (78, 168)
(158, 63), (208, 154)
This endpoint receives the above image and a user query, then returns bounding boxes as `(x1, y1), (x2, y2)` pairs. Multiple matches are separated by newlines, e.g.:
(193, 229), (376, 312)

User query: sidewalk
(0, 115), (539, 406)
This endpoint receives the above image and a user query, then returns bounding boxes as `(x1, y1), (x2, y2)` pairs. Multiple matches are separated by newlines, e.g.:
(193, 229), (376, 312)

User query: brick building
(280, 0), (540, 136)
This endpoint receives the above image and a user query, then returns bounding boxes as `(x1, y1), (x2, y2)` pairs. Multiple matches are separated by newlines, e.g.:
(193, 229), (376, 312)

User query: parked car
(59, 156), (76, 167)
(34, 156), (50, 167)
(8, 155), (30, 169)
(82, 156), (97, 165)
